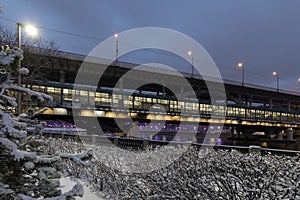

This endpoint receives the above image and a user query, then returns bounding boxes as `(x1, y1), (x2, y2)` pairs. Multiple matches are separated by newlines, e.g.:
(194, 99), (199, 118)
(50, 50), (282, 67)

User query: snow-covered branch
(6, 84), (53, 102)
(59, 150), (93, 166)
(0, 45), (86, 199)
(0, 110), (27, 139)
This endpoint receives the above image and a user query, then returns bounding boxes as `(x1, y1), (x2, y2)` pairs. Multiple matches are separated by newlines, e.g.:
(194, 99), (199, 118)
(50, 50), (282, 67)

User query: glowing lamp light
(24, 24), (38, 36)
(188, 50), (192, 56)
(237, 61), (244, 68)
(272, 71), (277, 76)
(114, 33), (118, 39)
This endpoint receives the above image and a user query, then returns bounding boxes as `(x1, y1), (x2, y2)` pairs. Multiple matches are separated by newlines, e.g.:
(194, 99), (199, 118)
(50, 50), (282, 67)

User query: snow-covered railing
(39, 132), (300, 155)
(27, 127), (87, 135)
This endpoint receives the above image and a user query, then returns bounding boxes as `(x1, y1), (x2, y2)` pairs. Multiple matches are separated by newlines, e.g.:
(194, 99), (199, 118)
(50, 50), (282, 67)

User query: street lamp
(17, 22), (38, 115)
(188, 50), (194, 78)
(272, 71), (279, 92)
(237, 61), (245, 86)
(114, 33), (119, 62)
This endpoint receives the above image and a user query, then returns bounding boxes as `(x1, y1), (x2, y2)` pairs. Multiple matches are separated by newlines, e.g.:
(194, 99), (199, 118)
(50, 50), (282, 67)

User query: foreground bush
(49, 138), (300, 199)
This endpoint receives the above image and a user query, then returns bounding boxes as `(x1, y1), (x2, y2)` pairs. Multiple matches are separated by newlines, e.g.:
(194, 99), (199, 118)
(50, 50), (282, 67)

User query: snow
(60, 177), (103, 200)
(0, 45), (93, 200)
(11, 47), (23, 59)
(12, 149), (36, 161)
(0, 137), (17, 150)
(59, 150), (93, 166)
(2, 94), (17, 107)
(0, 52), (17, 65)
(35, 156), (61, 164)
(33, 107), (49, 116)
(52, 139), (300, 199)
(24, 162), (35, 170)
(2, 44), (300, 199)
(40, 167), (57, 173)
(0, 183), (15, 199)
(0, 110), (27, 138)
(19, 67), (30, 75)
(0, 46), (23, 69)
(7, 84), (53, 102)
(18, 177), (85, 200)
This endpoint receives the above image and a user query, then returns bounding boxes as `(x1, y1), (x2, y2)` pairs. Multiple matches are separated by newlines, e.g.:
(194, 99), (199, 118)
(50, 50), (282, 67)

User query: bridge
(20, 47), (300, 137)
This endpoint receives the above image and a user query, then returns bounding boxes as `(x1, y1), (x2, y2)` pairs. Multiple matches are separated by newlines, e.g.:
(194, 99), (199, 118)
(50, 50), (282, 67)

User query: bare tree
(0, 25), (59, 89)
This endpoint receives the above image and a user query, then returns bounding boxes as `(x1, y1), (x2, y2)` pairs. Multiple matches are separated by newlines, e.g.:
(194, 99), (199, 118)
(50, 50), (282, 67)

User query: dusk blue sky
(1, 0), (300, 92)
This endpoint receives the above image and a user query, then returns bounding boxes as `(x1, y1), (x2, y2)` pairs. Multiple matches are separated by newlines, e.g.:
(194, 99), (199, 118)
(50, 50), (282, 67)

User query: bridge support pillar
(287, 100), (291, 112)
(269, 98), (273, 109)
(238, 93), (242, 105)
(249, 95), (253, 107)
(119, 78), (124, 108)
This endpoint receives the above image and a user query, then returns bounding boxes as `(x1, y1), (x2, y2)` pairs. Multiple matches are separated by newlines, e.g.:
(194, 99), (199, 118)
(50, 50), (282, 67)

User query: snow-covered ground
(60, 177), (103, 200)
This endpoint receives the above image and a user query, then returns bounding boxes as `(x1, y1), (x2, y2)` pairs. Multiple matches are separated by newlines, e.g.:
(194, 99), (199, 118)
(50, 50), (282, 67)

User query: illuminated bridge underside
(21, 49), (300, 129)
(29, 83), (300, 129)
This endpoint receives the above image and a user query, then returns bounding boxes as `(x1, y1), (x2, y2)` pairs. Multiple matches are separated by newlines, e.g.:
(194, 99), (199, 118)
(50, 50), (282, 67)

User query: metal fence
(41, 132), (300, 156)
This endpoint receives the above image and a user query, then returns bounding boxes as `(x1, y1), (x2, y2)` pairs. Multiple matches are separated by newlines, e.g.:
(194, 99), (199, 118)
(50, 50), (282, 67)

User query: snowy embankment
(48, 138), (300, 199)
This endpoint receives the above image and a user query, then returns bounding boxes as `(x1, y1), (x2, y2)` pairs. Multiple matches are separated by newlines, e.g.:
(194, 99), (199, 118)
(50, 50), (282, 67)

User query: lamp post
(272, 71), (279, 92)
(114, 33), (119, 62)
(237, 61), (245, 86)
(17, 22), (37, 115)
(188, 50), (194, 78)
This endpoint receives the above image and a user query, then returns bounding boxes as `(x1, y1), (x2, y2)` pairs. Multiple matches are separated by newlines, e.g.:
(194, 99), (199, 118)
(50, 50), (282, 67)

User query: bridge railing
(41, 132), (300, 155)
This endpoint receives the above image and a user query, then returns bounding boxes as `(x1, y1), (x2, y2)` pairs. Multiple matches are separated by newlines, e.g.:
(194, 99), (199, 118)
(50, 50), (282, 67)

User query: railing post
(92, 135), (96, 145)
(114, 137), (120, 147)
(249, 145), (261, 154)
(75, 134), (79, 142)
(143, 139), (149, 150)
(61, 132), (65, 140)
